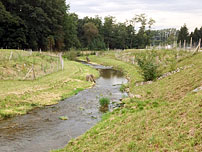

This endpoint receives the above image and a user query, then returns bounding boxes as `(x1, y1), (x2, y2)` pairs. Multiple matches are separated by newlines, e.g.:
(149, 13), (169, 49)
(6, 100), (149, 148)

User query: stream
(0, 62), (128, 152)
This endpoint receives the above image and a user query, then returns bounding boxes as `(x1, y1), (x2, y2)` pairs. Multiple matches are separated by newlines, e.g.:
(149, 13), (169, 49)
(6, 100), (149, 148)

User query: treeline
(0, 1), (201, 51)
(0, 0), (77, 51)
(0, 1), (155, 51)
(178, 24), (202, 47)
(76, 14), (155, 50)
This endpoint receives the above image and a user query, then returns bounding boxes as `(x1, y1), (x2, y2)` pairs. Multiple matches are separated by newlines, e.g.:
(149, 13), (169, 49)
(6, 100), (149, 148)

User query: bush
(63, 51), (78, 61)
(99, 97), (110, 107)
(136, 51), (160, 81)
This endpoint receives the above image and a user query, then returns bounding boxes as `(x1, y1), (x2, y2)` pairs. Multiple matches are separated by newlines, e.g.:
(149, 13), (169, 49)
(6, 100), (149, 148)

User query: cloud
(67, 0), (202, 31)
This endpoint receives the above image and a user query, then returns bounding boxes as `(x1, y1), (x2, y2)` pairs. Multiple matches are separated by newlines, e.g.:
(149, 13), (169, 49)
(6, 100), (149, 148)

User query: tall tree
(83, 22), (99, 46)
(133, 14), (155, 48)
(103, 16), (115, 49)
(192, 28), (200, 44)
(64, 13), (80, 50)
(177, 24), (189, 45)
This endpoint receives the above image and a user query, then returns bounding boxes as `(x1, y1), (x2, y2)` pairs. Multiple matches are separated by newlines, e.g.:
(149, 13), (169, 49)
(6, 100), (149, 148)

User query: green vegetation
(0, 50), (99, 120)
(63, 50), (78, 61)
(59, 116), (69, 121)
(55, 50), (202, 152)
(1, 1), (202, 50)
(136, 51), (160, 81)
(99, 97), (110, 107)
(120, 84), (127, 92)
(0, 49), (59, 80)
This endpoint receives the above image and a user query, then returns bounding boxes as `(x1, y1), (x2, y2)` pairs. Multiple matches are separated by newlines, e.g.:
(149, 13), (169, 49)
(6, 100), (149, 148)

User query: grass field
(0, 49), (99, 120)
(55, 50), (202, 152)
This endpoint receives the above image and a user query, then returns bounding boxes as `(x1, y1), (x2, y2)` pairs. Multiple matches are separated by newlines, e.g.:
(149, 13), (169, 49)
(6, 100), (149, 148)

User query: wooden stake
(59, 53), (64, 70)
(32, 64), (36, 80)
(179, 40), (181, 48)
(190, 37), (193, 49)
(23, 67), (33, 80)
(30, 49), (32, 55)
(57, 54), (59, 71)
(184, 40), (186, 50)
(9, 51), (13, 61)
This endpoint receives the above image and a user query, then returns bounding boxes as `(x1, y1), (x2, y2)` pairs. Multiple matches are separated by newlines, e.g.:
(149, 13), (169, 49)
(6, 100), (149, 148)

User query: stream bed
(0, 62), (127, 152)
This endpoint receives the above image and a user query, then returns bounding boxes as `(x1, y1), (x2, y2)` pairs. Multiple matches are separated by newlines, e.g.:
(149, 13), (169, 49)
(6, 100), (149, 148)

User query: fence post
(184, 40), (186, 50)
(190, 37), (193, 49)
(30, 49), (32, 55)
(9, 51), (13, 61)
(32, 64), (36, 80)
(179, 40), (181, 49)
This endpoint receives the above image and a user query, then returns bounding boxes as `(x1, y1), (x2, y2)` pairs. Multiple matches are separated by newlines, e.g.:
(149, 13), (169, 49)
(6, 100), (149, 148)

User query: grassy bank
(0, 50), (99, 120)
(55, 50), (202, 152)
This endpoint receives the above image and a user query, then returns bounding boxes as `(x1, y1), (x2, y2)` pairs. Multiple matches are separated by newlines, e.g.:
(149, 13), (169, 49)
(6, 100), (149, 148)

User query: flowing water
(0, 62), (127, 152)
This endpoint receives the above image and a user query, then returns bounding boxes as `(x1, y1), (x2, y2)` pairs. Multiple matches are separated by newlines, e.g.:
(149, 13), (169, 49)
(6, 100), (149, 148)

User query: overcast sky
(67, 0), (202, 31)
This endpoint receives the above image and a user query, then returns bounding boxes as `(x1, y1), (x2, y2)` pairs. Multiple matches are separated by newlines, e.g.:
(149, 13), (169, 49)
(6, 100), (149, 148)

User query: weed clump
(99, 97), (110, 112)
(120, 84), (127, 92)
(99, 97), (110, 107)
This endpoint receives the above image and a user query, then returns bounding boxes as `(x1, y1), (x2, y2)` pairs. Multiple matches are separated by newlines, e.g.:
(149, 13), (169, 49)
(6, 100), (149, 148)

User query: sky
(67, 0), (202, 32)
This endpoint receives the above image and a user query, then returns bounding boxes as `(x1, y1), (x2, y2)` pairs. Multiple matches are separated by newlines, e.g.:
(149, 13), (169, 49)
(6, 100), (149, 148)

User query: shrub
(136, 51), (160, 81)
(99, 97), (110, 107)
(63, 51), (78, 61)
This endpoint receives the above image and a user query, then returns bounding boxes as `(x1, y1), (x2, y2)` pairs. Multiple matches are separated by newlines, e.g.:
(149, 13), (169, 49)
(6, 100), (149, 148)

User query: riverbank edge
(54, 53), (202, 152)
(0, 60), (99, 121)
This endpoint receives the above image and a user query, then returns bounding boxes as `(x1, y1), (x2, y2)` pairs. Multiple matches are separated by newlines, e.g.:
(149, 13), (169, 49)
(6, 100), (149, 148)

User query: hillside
(0, 49), (99, 120)
(55, 50), (202, 152)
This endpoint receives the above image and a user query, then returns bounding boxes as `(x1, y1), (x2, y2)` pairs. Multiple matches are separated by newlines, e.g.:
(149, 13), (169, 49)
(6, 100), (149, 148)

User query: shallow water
(0, 62), (127, 152)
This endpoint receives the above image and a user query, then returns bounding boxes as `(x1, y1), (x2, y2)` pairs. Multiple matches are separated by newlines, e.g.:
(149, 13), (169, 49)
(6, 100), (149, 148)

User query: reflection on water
(99, 69), (123, 78)
(97, 69), (128, 86)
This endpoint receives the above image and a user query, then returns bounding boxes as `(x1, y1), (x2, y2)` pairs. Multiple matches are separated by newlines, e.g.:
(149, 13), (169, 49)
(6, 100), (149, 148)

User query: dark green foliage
(136, 51), (160, 81)
(177, 24), (189, 44)
(88, 37), (106, 50)
(63, 51), (78, 61)
(0, 0), (78, 50)
(190, 27), (202, 46)
(1, 1), (200, 51)
(99, 97), (110, 107)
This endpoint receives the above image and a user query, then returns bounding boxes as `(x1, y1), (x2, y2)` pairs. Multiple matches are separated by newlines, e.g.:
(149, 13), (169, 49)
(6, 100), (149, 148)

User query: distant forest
(0, 0), (202, 51)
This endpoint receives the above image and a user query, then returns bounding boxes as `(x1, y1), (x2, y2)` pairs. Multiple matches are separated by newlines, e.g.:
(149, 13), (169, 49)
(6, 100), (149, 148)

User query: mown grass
(0, 50), (99, 120)
(54, 50), (202, 152)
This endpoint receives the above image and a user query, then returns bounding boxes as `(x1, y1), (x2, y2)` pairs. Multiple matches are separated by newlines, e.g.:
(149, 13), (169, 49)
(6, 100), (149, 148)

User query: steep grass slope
(55, 50), (202, 152)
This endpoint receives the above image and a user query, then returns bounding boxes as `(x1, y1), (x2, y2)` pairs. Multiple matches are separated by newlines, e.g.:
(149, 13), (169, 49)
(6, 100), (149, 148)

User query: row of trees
(0, 1), (201, 51)
(178, 25), (202, 47)
(152, 28), (177, 45)
(0, 1), (156, 51)
(0, 0), (77, 50)
(77, 14), (155, 50)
